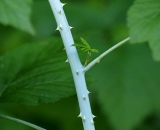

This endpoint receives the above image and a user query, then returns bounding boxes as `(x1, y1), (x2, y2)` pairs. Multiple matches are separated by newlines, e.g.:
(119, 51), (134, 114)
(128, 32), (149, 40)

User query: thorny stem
(0, 114), (46, 130)
(48, 0), (95, 130)
(83, 37), (130, 72)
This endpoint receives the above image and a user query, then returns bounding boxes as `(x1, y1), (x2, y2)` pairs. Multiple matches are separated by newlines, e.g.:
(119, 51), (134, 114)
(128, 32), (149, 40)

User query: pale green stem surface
(48, 0), (95, 130)
(83, 37), (130, 72)
(0, 114), (46, 130)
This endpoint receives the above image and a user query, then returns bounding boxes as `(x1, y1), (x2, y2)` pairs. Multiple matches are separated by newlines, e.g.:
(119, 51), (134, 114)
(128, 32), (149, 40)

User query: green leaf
(127, 0), (160, 61)
(0, 0), (35, 35)
(90, 49), (99, 53)
(90, 44), (160, 130)
(80, 37), (90, 49)
(0, 37), (75, 105)
(72, 37), (99, 53)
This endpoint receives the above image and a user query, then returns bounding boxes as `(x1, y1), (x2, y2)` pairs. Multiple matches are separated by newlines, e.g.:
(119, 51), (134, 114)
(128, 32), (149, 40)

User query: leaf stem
(83, 37), (130, 72)
(84, 51), (91, 67)
(0, 114), (46, 130)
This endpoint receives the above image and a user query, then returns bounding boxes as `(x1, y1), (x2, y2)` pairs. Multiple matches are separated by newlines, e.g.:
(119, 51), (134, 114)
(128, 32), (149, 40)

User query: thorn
(78, 113), (82, 118)
(58, 10), (62, 14)
(55, 26), (60, 31)
(70, 26), (73, 29)
(59, 24), (63, 30)
(82, 116), (86, 121)
(65, 59), (68, 63)
(76, 70), (79, 75)
(97, 60), (100, 63)
(91, 120), (94, 124)
(55, 24), (63, 31)
(61, 3), (66, 7)
(82, 95), (86, 100)
(93, 115), (96, 118)
(87, 90), (91, 94)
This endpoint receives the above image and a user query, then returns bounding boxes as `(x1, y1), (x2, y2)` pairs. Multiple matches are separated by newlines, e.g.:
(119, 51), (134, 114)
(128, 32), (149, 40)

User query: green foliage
(0, 0), (160, 130)
(127, 0), (160, 61)
(0, 38), (75, 105)
(72, 37), (98, 66)
(90, 43), (160, 130)
(72, 37), (98, 53)
(0, 0), (34, 35)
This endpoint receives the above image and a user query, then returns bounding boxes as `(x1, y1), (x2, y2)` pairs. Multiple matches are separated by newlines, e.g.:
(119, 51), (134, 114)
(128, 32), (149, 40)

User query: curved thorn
(91, 120), (94, 124)
(61, 3), (67, 7)
(87, 90), (91, 94)
(55, 26), (60, 31)
(78, 113), (82, 118)
(92, 115), (96, 118)
(65, 59), (69, 63)
(70, 26), (74, 29)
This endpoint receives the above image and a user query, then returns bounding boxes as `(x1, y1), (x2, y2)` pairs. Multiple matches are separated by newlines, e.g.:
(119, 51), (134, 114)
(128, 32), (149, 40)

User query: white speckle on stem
(82, 116), (86, 121)
(59, 24), (63, 30)
(83, 95), (86, 100)
(97, 60), (100, 63)
(58, 10), (62, 14)
(76, 70), (79, 75)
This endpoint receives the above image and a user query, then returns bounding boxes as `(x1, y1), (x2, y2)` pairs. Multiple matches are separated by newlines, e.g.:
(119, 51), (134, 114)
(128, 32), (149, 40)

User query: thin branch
(0, 114), (46, 130)
(83, 37), (130, 72)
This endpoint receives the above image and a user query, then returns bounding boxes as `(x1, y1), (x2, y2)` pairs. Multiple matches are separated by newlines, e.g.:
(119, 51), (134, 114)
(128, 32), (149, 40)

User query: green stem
(83, 37), (130, 72)
(84, 51), (91, 67)
(0, 114), (46, 130)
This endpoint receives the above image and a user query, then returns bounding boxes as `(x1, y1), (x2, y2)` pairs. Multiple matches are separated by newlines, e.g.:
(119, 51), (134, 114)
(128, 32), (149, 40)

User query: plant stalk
(48, 0), (95, 130)
(0, 114), (46, 130)
(83, 37), (130, 72)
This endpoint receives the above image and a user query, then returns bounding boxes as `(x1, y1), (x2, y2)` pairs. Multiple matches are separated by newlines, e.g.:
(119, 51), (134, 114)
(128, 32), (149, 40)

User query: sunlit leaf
(72, 37), (98, 53)
(127, 0), (160, 61)
(80, 37), (90, 48)
(0, 0), (35, 35)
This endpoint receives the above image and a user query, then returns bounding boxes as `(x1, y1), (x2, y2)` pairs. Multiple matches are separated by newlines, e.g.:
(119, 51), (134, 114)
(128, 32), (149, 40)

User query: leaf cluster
(72, 37), (98, 53)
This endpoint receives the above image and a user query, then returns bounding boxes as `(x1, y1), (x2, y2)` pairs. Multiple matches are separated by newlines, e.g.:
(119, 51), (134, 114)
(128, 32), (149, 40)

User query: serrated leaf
(0, 0), (35, 35)
(72, 43), (88, 49)
(90, 49), (99, 53)
(72, 37), (99, 53)
(127, 0), (160, 61)
(0, 38), (75, 105)
(80, 37), (90, 48)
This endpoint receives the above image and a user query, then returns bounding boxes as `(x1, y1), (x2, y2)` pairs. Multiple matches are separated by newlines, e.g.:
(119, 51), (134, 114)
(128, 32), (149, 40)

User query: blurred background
(0, 0), (160, 130)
